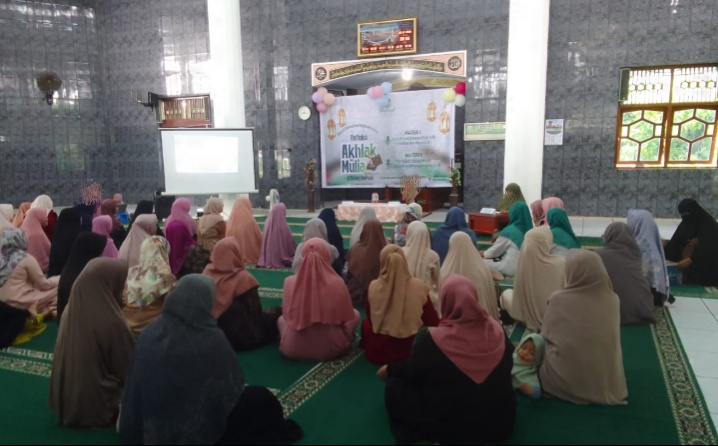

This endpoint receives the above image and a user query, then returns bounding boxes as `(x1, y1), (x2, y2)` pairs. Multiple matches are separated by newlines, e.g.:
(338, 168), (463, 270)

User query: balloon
(323, 93), (336, 106)
(369, 86), (384, 99)
(454, 94), (466, 107)
(376, 96), (390, 108)
(312, 91), (324, 104)
(317, 87), (328, 95)
(454, 82), (467, 95)
(443, 89), (456, 102)
(316, 102), (328, 113)
(381, 82), (392, 95)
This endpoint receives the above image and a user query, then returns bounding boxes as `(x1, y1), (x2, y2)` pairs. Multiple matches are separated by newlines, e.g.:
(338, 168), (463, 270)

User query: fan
(36, 71), (63, 105)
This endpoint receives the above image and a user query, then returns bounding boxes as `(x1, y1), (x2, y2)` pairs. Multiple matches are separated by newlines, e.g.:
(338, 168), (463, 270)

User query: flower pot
(449, 193), (459, 208)
(306, 189), (315, 213)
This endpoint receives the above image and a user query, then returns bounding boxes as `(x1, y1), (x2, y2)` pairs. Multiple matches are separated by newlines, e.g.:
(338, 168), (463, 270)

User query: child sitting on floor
(512, 333), (545, 399)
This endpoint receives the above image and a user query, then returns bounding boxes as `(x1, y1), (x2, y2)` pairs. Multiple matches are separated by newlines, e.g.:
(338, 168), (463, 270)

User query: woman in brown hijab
(197, 198), (226, 251)
(49, 258), (134, 428)
(540, 250), (628, 406)
(346, 219), (387, 307)
(361, 245), (439, 365)
(12, 202), (31, 228)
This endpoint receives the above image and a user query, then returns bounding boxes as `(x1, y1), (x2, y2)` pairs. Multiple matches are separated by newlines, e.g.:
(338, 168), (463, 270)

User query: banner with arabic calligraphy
(320, 90), (454, 188)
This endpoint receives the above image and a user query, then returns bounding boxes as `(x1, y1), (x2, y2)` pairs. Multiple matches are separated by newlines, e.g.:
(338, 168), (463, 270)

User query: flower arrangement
(304, 159), (316, 191)
(400, 174), (422, 204)
(450, 167), (462, 190)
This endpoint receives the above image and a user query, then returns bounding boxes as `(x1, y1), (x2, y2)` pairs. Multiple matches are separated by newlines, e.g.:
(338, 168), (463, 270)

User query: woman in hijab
(540, 250), (628, 405)
(596, 223), (655, 325)
(496, 183), (526, 213)
(361, 245), (439, 365)
(500, 227), (565, 331)
(441, 232), (499, 320)
(380, 274), (515, 445)
(547, 208), (580, 255)
(165, 220), (201, 277)
(118, 214), (158, 269)
(482, 202), (532, 277)
(48, 208), (83, 277)
(665, 199), (718, 286)
(0, 204), (14, 232)
(165, 197), (198, 237)
(530, 200), (545, 227)
(92, 215), (119, 259)
(292, 218), (341, 274)
(318, 208), (346, 262)
(258, 203), (297, 269)
(0, 229), (58, 313)
(12, 202), (31, 228)
(204, 237), (281, 351)
(226, 197), (263, 265)
(279, 239), (360, 362)
(101, 198), (127, 249)
(392, 204), (422, 247)
(346, 220), (387, 307)
(403, 221), (440, 314)
(432, 207), (478, 264)
(31, 194), (57, 240)
(627, 209), (673, 305)
(57, 233), (107, 321)
(198, 197), (226, 251)
(22, 207), (51, 272)
(266, 188), (281, 210)
(128, 200), (162, 236)
(122, 236), (177, 336)
(119, 275), (303, 445)
(349, 206), (379, 248)
(49, 258), (135, 428)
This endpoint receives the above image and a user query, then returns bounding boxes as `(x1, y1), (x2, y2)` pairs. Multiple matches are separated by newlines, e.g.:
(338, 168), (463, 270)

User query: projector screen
(160, 128), (257, 195)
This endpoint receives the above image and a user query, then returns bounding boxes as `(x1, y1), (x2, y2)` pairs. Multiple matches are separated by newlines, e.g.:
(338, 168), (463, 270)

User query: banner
(320, 90), (454, 188)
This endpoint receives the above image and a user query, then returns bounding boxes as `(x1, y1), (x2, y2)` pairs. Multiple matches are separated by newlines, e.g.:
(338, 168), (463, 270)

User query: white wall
(504, 0), (551, 205)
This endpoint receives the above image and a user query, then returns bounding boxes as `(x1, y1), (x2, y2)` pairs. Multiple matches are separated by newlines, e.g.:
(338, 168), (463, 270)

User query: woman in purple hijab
(165, 198), (198, 237)
(258, 203), (297, 269)
(165, 220), (195, 276)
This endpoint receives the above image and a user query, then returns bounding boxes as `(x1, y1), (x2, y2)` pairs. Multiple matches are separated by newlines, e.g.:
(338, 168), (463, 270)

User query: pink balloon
(312, 91), (324, 104)
(369, 86), (383, 100)
(454, 82), (467, 95)
(316, 102), (328, 113)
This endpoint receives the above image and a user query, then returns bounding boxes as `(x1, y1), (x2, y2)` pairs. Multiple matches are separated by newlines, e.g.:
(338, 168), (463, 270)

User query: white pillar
(207, 0), (246, 128)
(208, 0), (248, 209)
(504, 0), (550, 205)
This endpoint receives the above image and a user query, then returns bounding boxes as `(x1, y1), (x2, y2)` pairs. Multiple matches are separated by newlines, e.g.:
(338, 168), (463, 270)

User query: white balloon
(454, 94), (466, 107)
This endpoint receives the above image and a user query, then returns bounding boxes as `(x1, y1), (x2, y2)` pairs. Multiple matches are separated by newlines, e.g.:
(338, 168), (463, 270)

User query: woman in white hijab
(500, 227), (565, 332)
(440, 232), (499, 320)
(402, 221), (440, 314)
(0, 205), (14, 232)
(266, 189), (280, 210)
(349, 207), (379, 248)
(540, 250), (627, 406)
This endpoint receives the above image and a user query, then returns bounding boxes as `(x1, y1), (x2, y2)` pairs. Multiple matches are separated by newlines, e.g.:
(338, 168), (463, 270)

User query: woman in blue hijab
(432, 208), (478, 264)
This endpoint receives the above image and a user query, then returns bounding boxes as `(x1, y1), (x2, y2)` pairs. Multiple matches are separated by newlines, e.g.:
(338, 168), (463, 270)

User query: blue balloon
(381, 82), (392, 96)
(376, 96), (390, 108)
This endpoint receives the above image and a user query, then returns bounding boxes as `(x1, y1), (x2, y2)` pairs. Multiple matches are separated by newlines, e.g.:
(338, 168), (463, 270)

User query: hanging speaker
(618, 68), (631, 103)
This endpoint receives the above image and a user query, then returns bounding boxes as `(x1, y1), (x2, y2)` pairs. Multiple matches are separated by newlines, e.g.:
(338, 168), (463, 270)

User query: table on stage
(336, 202), (407, 223)
(468, 212), (510, 235)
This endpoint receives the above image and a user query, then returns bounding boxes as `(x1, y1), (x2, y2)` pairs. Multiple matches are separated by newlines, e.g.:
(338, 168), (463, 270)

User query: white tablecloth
(336, 203), (407, 223)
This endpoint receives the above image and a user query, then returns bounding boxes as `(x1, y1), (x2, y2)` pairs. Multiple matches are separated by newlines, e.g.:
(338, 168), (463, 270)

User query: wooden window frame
(615, 64), (718, 169)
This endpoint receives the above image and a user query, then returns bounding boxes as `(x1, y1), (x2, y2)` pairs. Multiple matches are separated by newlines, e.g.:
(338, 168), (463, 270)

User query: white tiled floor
(667, 296), (718, 427)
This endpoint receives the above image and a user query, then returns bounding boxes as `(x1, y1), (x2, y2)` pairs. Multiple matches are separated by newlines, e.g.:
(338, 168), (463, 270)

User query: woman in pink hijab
(257, 203), (296, 269)
(165, 220), (196, 277)
(278, 239), (360, 362)
(541, 198), (564, 226)
(226, 197), (262, 264)
(203, 237), (281, 351)
(165, 198), (197, 237)
(92, 216), (119, 259)
(22, 208), (51, 272)
(379, 274), (516, 445)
